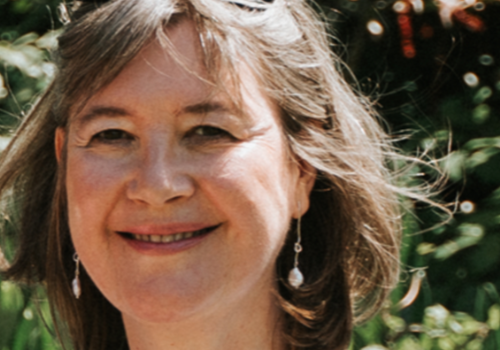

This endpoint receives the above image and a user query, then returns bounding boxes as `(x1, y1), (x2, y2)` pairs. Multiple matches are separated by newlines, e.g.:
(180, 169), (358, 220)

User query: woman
(0, 0), (405, 349)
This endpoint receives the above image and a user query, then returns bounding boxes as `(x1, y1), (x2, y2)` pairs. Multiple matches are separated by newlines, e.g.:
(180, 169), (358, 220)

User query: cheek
(196, 141), (295, 258)
(65, 151), (138, 304)
(65, 151), (134, 274)
(66, 152), (130, 226)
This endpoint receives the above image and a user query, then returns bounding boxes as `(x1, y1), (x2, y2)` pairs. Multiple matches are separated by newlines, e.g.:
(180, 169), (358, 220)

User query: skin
(55, 20), (315, 350)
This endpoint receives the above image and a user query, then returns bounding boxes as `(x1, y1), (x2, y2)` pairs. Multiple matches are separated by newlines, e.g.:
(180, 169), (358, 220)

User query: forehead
(74, 19), (209, 114)
(71, 18), (279, 128)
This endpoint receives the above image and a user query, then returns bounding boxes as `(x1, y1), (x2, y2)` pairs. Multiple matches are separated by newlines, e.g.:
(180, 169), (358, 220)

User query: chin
(117, 282), (223, 324)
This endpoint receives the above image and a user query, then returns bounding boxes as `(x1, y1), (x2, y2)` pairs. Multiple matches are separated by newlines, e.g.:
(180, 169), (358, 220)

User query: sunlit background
(0, 0), (499, 349)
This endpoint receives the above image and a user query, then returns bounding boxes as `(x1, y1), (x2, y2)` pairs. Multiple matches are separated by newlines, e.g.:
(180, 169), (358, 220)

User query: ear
(55, 127), (66, 164)
(292, 159), (317, 219)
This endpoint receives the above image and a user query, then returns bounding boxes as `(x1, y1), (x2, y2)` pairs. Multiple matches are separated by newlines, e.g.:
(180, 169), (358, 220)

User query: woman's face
(56, 20), (315, 324)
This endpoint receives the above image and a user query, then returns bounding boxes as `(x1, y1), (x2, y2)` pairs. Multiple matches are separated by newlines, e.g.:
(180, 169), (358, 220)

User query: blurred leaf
(454, 312), (484, 335)
(12, 32), (38, 46)
(11, 316), (36, 350)
(473, 87), (493, 105)
(35, 30), (61, 50)
(360, 345), (388, 350)
(383, 314), (406, 333)
(472, 104), (491, 124)
(466, 148), (500, 169)
(466, 339), (483, 350)
(397, 335), (424, 350)
(442, 151), (466, 182)
(487, 304), (500, 330)
(417, 242), (436, 255)
(11, 0), (34, 14)
(463, 137), (500, 152)
(484, 283), (500, 304)
(1, 281), (24, 312)
(437, 337), (455, 350)
(434, 224), (484, 260)
(424, 304), (450, 329)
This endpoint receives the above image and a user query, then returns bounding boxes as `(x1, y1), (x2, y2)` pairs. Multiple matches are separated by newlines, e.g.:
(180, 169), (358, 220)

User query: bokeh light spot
(393, 1), (408, 13)
(473, 86), (492, 104)
(410, 0), (424, 13)
(463, 72), (479, 87)
(479, 54), (494, 66)
(367, 20), (384, 35)
(460, 200), (475, 214)
(23, 308), (33, 320)
(473, 2), (485, 11)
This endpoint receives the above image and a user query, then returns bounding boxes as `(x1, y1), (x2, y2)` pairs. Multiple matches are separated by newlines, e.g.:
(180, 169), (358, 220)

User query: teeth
(161, 235), (174, 243)
(132, 228), (211, 243)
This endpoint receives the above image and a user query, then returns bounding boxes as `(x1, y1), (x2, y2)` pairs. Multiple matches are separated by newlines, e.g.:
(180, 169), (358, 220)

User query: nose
(126, 146), (195, 207)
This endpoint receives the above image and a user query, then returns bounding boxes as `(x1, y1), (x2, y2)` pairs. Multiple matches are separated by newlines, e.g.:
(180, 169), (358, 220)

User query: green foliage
(353, 292), (500, 350)
(0, 279), (61, 350)
(0, 30), (58, 134)
(326, 1), (500, 349)
(0, 1), (62, 348)
(0, 0), (59, 135)
(0, 0), (499, 349)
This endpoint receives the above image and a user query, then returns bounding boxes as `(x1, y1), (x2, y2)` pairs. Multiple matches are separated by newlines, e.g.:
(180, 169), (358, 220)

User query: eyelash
(91, 129), (134, 144)
(189, 126), (234, 140)
(89, 126), (235, 145)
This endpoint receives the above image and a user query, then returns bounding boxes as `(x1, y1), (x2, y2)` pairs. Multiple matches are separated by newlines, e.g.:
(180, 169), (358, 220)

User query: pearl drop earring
(72, 253), (81, 299)
(288, 202), (304, 289)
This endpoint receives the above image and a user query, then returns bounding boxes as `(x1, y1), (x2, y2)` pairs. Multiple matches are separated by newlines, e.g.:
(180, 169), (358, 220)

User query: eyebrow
(75, 101), (233, 127)
(182, 101), (231, 116)
(75, 106), (130, 127)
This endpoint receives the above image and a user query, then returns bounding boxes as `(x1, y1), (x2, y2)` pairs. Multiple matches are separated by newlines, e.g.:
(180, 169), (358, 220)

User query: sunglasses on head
(77, 0), (276, 9)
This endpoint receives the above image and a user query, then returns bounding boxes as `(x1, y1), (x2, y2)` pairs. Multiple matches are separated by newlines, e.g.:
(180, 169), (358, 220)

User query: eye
(192, 126), (227, 137)
(91, 129), (134, 143)
(190, 126), (234, 139)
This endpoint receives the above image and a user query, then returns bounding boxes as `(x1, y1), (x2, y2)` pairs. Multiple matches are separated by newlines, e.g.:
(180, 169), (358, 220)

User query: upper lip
(116, 223), (219, 236)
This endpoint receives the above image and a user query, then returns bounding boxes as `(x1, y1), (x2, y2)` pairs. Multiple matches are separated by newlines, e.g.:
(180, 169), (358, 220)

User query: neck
(123, 287), (285, 350)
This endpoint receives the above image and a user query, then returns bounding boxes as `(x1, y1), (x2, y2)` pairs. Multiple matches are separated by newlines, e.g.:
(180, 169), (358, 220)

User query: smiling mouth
(118, 225), (219, 244)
